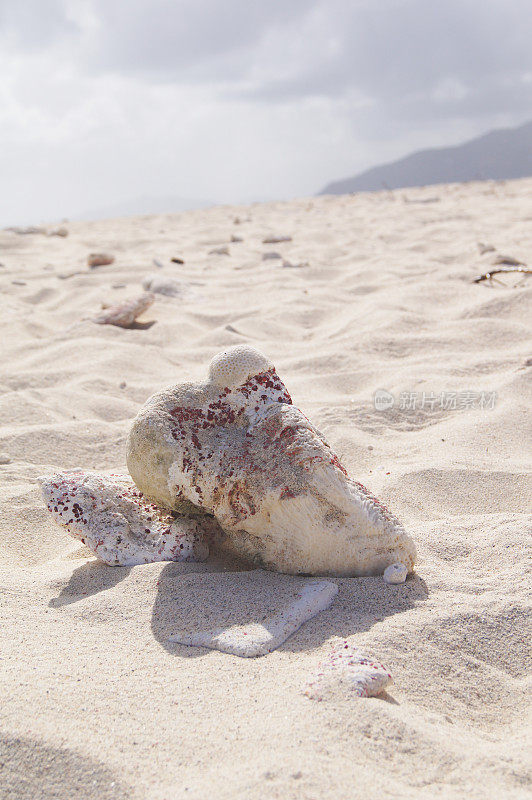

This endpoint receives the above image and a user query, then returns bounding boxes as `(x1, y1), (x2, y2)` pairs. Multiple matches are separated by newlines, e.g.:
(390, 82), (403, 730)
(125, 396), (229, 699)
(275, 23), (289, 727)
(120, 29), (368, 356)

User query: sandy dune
(0, 178), (531, 799)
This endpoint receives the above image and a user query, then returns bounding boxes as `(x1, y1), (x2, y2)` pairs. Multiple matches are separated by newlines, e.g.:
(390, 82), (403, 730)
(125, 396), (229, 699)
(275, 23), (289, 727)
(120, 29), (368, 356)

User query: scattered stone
(403, 196), (440, 204)
(282, 260), (308, 269)
(119, 381), (127, 389)
(262, 252), (282, 261)
(304, 641), (392, 700)
(57, 271), (86, 280)
(88, 253), (115, 268)
(230, 235), (243, 243)
(92, 292), (155, 328)
(478, 242), (495, 255)
(263, 235), (292, 244)
(11, 280), (26, 286)
(171, 257), (185, 264)
(208, 246), (230, 256)
(142, 274), (183, 297)
(4, 226), (46, 235)
(153, 258), (164, 269)
(47, 227), (68, 237)
(0, 453), (11, 465)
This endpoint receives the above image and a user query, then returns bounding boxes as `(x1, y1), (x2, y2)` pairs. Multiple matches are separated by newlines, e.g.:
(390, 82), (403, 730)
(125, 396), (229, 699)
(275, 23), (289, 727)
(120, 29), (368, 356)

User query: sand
(0, 178), (531, 799)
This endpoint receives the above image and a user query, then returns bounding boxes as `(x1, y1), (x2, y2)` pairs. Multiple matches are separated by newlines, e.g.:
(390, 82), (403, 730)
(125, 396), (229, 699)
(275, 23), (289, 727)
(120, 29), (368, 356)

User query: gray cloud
(0, 0), (530, 225)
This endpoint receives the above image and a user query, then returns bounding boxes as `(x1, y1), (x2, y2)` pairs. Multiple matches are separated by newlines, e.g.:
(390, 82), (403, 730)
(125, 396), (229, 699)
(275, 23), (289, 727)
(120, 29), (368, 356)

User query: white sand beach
(0, 178), (531, 799)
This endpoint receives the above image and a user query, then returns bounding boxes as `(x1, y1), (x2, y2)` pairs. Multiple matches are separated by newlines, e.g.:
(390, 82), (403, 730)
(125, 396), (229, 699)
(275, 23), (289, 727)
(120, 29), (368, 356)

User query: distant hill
(320, 120), (532, 195)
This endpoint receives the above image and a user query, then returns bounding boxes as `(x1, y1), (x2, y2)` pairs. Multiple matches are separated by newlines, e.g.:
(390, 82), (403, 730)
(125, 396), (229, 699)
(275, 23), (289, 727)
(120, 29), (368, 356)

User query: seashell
(92, 292), (155, 328)
(88, 253), (115, 268)
(303, 640), (392, 700)
(126, 345), (417, 578)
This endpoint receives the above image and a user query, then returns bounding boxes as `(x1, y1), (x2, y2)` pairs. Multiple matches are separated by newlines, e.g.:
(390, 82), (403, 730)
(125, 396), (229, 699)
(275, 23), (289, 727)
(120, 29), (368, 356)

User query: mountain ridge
(320, 120), (532, 195)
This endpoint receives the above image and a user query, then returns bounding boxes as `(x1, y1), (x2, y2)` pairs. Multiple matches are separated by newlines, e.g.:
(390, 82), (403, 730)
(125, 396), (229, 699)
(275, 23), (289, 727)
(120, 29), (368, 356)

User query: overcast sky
(1, 0), (531, 225)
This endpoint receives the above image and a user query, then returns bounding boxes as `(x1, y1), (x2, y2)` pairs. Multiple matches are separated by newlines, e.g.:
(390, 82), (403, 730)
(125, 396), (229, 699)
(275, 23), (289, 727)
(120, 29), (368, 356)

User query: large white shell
(126, 345), (416, 577)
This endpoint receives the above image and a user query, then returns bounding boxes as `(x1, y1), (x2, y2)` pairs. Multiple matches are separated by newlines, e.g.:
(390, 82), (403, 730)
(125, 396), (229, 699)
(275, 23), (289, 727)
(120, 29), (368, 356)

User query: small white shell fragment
(168, 577), (338, 657)
(304, 641), (392, 700)
(142, 274), (183, 297)
(383, 563), (408, 584)
(92, 292), (155, 328)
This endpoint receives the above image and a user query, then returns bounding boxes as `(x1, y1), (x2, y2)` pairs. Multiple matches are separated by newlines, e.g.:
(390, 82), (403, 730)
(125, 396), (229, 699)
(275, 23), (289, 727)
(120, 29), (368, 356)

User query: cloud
(0, 0), (530, 225)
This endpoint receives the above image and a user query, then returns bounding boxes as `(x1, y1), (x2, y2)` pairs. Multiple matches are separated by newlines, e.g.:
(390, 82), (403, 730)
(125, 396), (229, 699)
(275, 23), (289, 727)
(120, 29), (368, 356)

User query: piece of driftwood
(473, 266), (531, 283)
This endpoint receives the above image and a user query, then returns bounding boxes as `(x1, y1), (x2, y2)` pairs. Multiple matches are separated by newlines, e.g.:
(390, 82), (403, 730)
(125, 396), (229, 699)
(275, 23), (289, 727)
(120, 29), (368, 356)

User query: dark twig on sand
(473, 265), (531, 283)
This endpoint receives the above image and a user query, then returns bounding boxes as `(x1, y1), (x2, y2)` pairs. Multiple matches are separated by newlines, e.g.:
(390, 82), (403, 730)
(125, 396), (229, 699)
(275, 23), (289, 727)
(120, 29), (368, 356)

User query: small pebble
(230, 235), (243, 243)
(262, 252), (281, 261)
(0, 453), (11, 464)
(263, 235), (292, 244)
(282, 260), (308, 268)
(383, 563), (407, 584)
(208, 246), (229, 256)
(112, 283), (126, 289)
(171, 257), (185, 264)
(153, 258), (164, 268)
(12, 280), (26, 286)
(119, 381), (127, 389)
(47, 227), (68, 237)
(88, 253), (115, 268)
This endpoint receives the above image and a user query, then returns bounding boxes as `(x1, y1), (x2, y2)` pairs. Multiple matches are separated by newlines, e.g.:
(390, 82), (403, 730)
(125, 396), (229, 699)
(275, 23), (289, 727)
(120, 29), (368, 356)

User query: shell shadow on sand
(48, 560), (132, 607)
(149, 560), (428, 660)
(0, 734), (132, 800)
(47, 555), (427, 660)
